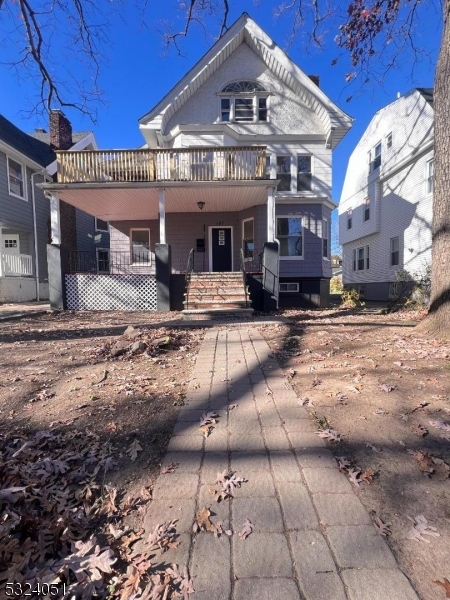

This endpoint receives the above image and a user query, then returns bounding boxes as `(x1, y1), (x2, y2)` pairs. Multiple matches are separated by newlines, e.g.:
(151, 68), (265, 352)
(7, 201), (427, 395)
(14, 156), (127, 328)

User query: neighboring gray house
(42, 13), (352, 312)
(339, 89), (433, 301)
(0, 110), (106, 302)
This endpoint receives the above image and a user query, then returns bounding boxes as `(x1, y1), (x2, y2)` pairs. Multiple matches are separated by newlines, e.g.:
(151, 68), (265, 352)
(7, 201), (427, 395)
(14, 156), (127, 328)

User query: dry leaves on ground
(192, 507), (231, 538)
(238, 519), (254, 540)
(161, 462), (179, 475)
(127, 439), (143, 461)
(434, 578), (450, 598)
(374, 516), (392, 536)
(407, 515), (440, 543)
(315, 428), (342, 442)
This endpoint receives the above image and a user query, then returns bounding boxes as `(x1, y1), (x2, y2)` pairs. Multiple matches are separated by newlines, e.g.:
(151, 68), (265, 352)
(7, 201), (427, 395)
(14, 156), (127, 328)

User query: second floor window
(277, 156), (291, 191)
(364, 197), (370, 222)
(347, 210), (353, 230)
(369, 142), (382, 173)
(7, 157), (26, 199)
(297, 156), (312, 191)
(426, 159), (434, 194)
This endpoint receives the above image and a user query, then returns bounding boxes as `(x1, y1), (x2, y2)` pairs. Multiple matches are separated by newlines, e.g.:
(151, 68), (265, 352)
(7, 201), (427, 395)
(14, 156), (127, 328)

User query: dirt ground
(1, 308), (449, 599)
(261, 308), (450, 600)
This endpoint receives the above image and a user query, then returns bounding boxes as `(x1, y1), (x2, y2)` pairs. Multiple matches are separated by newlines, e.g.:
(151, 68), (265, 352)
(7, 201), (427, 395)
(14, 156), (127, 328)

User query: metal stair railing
(185, 248), (195, 310)
(239, 248), (249, 308)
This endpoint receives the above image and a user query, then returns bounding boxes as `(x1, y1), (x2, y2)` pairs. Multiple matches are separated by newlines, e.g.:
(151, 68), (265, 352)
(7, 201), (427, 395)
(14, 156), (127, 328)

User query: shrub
(330, 275), (343, 294)
(341, 288), (365, 308)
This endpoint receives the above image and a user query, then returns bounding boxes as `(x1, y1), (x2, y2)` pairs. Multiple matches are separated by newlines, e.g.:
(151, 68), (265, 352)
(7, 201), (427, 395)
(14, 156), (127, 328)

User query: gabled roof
(0, 114), (55, 167)
(30, 130), (91, 145)
(416, 88), (434, 107)
(139, 13), (353, 148)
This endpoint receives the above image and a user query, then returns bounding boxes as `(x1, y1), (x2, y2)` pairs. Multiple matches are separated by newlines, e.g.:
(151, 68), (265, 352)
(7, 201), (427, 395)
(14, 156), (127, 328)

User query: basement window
(279, 282), (299, 292)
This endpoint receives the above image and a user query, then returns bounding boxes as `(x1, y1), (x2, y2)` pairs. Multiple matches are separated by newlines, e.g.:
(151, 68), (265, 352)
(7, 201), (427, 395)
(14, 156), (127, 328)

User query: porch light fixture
(197, 201), (205, 211)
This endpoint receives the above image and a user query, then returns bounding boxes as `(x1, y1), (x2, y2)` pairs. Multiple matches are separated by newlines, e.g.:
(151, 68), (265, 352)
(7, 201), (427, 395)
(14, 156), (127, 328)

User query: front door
(211, 227), (232, 272)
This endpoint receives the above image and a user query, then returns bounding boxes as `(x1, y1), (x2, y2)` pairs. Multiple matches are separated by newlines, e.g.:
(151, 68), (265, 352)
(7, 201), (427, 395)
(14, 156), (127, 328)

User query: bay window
(277, 217), (303, 258)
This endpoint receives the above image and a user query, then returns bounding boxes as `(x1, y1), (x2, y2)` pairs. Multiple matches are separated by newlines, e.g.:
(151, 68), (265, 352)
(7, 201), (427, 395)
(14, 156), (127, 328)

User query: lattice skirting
(65, 274), (157, 311)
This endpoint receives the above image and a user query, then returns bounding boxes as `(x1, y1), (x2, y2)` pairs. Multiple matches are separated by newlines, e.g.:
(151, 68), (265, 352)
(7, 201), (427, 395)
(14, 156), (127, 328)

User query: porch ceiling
(45, 181), (272, 221)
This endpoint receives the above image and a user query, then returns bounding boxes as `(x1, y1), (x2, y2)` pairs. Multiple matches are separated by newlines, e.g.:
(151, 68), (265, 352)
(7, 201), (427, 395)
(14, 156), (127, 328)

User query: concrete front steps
(182, 272), (253, 320)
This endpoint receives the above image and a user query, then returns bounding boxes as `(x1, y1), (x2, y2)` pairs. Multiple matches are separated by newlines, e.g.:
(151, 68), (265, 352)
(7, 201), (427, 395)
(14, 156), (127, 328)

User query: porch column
(50, 193), (61, 245)
(267, 186), (276, 243)
(159, 188), (166, 244)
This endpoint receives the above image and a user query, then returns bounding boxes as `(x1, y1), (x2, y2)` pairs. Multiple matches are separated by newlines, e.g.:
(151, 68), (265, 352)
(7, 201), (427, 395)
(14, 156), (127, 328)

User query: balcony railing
(56, 147), (268, 184)
(0, 253), (33, 277)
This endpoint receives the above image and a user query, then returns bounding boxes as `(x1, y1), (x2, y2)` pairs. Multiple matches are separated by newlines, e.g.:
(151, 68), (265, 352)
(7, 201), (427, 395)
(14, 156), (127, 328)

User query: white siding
(339, 89), (433, 285)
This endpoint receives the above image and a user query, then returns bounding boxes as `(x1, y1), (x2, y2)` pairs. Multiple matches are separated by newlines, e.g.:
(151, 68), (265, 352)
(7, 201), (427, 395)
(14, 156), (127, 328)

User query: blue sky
(0, 1), (440, 250)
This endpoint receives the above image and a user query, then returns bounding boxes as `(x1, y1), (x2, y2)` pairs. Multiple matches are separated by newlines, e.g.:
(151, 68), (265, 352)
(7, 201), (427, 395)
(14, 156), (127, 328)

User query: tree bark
(418, 0), (450, 338)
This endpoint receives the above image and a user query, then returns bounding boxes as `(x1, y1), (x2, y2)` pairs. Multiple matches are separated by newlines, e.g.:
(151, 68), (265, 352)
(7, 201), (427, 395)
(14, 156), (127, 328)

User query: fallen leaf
(433, 578), (450, 598)
(407, 515), (440, 543)
(127, 439), (143, 461)
(379, 383), (397, 393)
(360, 468), (376, 483)
(315, 428), (342, 442)
(161, 462), (179, 474)
(411, 401), (430, 412)
(374, 516), (391, 536)
(238, 519), (253, 540)
(199, 411), (218, 427)
(432, 457), (450, 481)
(347, 468), (362, 487)
(374, 408), (388, 415)
(199, 424), (213, 438)
(409, 450), (435, 476)
(194, 507), (215, 533)
(412, 424), (429, 437)
(336, 456), (351, 471)
(346, 385), (361, 394)
(366, 444), (382, 453)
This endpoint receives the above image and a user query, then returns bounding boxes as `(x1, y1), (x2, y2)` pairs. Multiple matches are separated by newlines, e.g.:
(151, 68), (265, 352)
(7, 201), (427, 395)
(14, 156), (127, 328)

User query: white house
(339, 88), (434, 301)
(42, 13), (353, 313)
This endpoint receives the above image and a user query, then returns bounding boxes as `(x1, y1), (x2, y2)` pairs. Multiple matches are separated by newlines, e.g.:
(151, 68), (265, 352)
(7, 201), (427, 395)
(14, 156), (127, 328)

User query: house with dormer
(41, 13), (352, 314)
(339, 89), (433, 302)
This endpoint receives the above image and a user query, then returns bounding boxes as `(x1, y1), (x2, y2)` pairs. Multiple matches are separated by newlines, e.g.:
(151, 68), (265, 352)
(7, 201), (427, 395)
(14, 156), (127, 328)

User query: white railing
(0, 253), (33, 277)
(56, 147), (268, 184)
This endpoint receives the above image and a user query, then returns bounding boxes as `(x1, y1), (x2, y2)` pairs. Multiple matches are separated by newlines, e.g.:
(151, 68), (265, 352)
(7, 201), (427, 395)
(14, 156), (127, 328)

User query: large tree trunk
(418, 0), (450, 337)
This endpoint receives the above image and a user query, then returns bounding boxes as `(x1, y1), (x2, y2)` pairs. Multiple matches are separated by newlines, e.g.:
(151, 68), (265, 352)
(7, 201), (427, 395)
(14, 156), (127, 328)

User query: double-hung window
(219, 81), (269, 123)
(390, 236), (399, 266)
(364, 197), (370, 222)
(297, 155), (312, 191)
(352, 246), (369, 271)
(276, 156), (291, 191)
(96, 249), (110, 273)
(347, 210), (353, 230)
(130, 229), (151, 264)
(426, 159), (434, 194)
(7, 157), (26, 200)
(277, 217), (303, 258)
(369, 142), (382, 173)
(322, 218), (329, 258)
(386, 132), (392, 149)
(242, 218), (254, 261)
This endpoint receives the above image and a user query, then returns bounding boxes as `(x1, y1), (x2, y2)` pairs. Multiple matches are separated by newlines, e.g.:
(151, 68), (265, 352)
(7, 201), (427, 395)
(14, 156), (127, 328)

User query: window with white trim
(386, 132), (392, 149)
(277, 217), (303, 258)
(352, 246), (369, 271)
(390, 236), (399, 266)
(369, 141), (382, 173)
(279, 282), (299, 292)
(95, 218), (109, 232)
(130, 229), (151, 264)
(364, 197), (370, 221)
(276, 156), (291, 191)
(426, 159), (434, 194)
(7, 157), (27, 200)
(242, 218), (254, 261)
(219, 81), (269, 123)
(96, 248), (110, 272)
(347, 210), (353, 230)
(297, 155), (312, 191)
(322, 218), (329, 258)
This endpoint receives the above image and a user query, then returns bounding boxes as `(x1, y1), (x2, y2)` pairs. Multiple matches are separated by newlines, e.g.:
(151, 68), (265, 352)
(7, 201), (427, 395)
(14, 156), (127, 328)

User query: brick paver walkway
(145, 327), (419, 600)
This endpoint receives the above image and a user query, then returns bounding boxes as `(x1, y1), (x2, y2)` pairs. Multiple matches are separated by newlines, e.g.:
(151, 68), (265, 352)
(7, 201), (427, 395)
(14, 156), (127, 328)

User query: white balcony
(0, 253), (33, 277)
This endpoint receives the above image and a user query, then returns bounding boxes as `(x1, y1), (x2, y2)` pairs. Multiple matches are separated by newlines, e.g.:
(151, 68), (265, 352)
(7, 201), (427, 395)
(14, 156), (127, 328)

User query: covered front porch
(42, 147), (279, 312)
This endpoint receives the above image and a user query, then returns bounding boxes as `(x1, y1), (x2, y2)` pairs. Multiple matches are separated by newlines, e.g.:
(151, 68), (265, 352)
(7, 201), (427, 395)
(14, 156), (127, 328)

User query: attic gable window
(219, 81), (269, 123)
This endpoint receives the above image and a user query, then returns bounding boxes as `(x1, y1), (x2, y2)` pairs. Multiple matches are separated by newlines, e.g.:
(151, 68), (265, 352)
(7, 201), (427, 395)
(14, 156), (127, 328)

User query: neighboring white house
(339, 88), (434, 301)
(42, 13), (353, 312)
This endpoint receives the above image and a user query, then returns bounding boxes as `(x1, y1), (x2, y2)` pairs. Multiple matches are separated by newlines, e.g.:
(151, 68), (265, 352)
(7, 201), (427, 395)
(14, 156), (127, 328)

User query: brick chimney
(49, 109), (72, 150)
(308, 75), (320, 87)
